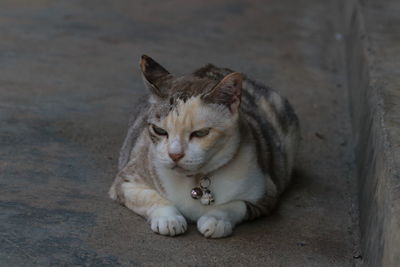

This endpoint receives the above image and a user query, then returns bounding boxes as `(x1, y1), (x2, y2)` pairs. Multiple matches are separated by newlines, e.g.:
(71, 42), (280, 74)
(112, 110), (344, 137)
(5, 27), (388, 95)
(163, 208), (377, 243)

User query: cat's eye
(152, 125), (168, 136)
(191, 128), (210, 138)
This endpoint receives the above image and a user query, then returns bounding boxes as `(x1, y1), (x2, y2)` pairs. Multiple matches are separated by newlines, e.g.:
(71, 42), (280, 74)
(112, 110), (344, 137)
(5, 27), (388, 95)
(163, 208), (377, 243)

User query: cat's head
(141, 55), (242, 174)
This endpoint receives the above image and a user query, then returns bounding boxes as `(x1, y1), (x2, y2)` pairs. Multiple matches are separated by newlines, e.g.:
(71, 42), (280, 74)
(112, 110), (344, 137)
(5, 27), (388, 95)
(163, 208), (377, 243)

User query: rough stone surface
(343, 0), (400, 266)
(0, 0), (359, 266)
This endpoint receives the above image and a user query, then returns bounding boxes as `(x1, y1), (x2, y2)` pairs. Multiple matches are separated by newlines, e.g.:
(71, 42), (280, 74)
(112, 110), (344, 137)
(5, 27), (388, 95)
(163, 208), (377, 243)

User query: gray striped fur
(114, 61), (300, 222)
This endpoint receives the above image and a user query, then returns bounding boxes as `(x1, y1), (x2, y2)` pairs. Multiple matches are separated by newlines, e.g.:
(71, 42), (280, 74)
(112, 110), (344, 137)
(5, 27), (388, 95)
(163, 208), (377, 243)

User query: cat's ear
(202, 72), (243, 113)
(140, 55), (171, 99)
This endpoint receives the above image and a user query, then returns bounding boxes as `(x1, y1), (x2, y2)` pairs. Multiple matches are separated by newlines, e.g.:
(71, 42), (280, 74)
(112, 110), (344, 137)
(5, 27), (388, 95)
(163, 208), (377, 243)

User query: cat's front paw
(197, 215), (233, 238)
(150, 215), (187, 236)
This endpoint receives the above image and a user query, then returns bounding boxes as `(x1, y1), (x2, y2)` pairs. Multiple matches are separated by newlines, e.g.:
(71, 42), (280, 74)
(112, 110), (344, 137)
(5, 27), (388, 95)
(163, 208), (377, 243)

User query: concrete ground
(0, 0), (360, 266)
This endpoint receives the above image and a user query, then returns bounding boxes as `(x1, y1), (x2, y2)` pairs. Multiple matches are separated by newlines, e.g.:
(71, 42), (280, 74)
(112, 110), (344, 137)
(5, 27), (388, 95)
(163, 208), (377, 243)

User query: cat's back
(241, 76), (300, 192)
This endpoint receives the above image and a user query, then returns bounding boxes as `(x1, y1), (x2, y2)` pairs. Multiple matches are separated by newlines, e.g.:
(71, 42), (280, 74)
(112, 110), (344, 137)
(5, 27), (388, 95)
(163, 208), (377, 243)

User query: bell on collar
(200, 189), (214, 205)
(191, 187), (203, 199)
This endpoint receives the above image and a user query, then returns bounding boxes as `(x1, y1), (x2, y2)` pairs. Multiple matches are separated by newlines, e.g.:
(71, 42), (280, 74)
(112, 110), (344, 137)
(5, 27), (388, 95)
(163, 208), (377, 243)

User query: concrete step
(0, 0), (360, 266)
(343, 0), (400, 266)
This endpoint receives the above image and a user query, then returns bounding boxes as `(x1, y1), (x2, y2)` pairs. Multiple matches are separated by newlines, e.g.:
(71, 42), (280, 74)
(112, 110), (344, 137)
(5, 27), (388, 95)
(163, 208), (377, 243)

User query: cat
(109, 55), (300, 238)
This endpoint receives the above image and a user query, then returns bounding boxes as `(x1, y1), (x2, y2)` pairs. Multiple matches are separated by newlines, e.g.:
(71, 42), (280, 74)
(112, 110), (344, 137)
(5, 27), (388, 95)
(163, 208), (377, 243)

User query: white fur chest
(155, 143), (266, 222)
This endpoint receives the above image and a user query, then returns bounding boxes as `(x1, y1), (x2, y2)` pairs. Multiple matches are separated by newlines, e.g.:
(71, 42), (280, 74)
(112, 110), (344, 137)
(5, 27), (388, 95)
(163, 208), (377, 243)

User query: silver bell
(191, 187), (203, 199)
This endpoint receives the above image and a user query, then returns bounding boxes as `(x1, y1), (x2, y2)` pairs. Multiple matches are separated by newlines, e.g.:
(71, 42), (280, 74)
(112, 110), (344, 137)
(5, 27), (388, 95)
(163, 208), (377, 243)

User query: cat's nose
(169, 152), (185, 162)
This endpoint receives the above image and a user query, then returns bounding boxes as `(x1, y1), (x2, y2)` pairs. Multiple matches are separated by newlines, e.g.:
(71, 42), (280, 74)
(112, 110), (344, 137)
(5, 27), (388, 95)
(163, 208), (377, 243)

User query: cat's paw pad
(197, 215), (232, 238)
(150, 215), (187, 236)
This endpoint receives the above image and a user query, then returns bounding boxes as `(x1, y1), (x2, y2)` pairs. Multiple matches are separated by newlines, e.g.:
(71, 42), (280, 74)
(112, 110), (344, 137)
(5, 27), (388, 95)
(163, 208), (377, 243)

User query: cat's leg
(109, 176), (187, 236)
(197, 195), (277, 238)
(243, 194), (278, 221)
(197, 200), (247, 238)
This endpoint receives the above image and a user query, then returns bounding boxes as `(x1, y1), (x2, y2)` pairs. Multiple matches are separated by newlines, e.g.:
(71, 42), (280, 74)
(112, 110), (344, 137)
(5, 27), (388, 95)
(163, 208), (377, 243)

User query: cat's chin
(172, 165), (193, 173)
(171, 164), (202, 176)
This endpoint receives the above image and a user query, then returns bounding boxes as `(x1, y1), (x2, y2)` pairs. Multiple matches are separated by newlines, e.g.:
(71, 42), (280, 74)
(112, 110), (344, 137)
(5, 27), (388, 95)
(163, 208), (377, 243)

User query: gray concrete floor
(0, 0), (360, 266)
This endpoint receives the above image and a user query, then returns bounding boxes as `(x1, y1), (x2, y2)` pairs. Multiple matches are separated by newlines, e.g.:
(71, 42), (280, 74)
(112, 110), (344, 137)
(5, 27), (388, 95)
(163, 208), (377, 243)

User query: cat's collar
(188, 173), (214, 205)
